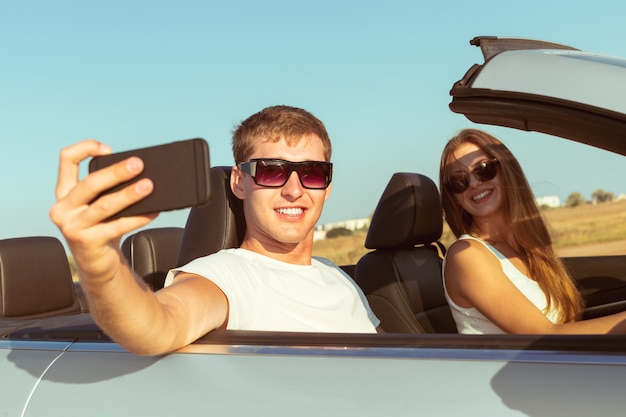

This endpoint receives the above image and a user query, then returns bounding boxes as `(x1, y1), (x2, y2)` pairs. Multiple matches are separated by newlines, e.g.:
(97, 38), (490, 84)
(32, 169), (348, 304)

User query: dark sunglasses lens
(255, 161), (288, 186)
(446, 159), (498, 194)
(252, 160), (331, 189)
(474, 160), (498, 181)
(447, 173), (469, 194)
(299, 163), (331, 189)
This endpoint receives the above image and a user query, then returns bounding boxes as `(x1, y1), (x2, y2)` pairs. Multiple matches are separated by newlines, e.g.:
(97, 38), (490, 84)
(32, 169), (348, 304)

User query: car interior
(353, 172), (456, 333)
(2, 166), (626, 347)
(123, 167), (459, 335)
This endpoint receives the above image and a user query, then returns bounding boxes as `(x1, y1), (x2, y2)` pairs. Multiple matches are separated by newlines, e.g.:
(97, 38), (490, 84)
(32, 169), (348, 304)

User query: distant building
(314, 217), (371, 241)
(536, 195), (560, 208)
(313, 230), (328, 241)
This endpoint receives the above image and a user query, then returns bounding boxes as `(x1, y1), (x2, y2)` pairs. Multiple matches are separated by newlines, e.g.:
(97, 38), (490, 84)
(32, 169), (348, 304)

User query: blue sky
(2, 0), (626, 244)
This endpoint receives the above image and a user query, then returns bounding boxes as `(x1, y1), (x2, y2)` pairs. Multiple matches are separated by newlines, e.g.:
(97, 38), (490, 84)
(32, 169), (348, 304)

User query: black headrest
(365, 173), (442, 250)
(0, 236), (80, 318)
(177, 166), (246, 266)
(122, 227), (184, 290)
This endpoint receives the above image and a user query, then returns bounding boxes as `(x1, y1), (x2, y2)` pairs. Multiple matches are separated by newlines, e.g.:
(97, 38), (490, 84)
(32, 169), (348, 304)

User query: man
(50, 105), (380, 355)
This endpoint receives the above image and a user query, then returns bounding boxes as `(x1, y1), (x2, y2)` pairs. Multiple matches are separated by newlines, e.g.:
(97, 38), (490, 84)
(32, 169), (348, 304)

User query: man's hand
(49, 139), (158, 281)
(47, 140), (227, 355)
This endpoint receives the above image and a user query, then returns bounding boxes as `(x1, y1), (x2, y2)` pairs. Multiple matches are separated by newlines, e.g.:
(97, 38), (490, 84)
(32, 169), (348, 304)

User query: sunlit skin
(230, 135), (331, 265)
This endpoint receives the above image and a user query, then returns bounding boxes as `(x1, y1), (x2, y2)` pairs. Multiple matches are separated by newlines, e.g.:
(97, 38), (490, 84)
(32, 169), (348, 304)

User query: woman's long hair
(439, 129), (583, 323)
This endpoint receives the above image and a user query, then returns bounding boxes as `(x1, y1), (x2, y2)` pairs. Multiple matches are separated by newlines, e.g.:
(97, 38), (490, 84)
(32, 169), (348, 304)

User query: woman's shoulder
(448, 235), (492, 256)
(446, 236), (501, 274)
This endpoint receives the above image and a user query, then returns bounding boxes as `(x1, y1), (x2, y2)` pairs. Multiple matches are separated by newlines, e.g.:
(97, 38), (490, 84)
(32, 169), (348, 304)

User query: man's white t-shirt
(164, 248), (379, 333)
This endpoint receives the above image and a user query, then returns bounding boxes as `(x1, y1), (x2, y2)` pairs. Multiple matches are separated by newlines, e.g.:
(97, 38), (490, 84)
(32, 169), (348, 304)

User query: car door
(0, 341), (71, 416)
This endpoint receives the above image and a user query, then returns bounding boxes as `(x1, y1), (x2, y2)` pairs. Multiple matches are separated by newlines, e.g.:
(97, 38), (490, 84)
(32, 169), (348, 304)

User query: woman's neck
(470, 215), (518, 250)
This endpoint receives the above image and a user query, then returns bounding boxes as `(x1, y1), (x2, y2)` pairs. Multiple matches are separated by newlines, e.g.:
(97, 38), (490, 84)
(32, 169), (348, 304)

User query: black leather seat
(0, 236), (82, 318)
(353, 172), (457, 333)
(122, 227), (184, 290)
(177, 166), (245, 266)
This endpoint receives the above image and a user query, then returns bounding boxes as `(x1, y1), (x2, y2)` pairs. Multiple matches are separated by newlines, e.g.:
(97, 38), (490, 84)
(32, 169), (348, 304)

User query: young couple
(51, 106), (626, 356)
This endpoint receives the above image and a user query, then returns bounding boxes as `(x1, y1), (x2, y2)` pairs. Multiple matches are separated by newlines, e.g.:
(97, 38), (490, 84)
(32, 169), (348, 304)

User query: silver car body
(3, 36), (626, 416)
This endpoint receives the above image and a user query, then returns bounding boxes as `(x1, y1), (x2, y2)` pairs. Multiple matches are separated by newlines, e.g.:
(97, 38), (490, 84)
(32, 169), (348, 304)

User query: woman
(439, 128), (626, 334)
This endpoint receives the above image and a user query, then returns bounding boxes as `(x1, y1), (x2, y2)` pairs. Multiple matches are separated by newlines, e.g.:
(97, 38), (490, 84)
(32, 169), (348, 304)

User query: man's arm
(84, 267), (228, 355)
(50, 140), (227, 355)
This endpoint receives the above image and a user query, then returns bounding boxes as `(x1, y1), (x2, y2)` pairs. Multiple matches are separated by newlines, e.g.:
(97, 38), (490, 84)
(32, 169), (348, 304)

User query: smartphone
(88, 138), (211, 220)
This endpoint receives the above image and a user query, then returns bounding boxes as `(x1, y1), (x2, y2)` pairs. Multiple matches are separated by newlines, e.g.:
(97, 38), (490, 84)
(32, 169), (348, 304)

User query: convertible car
(2, 36), (626, 416)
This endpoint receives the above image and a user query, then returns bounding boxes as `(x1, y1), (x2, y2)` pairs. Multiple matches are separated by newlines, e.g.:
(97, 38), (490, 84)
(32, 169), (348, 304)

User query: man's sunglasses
(445, 158), (499, 194)
(238, 159), (333, 190)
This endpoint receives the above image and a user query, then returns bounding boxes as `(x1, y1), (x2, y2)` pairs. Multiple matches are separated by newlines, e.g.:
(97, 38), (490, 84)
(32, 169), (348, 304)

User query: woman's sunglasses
(238, 159), (333, 190)
(445, 158), (499, 194)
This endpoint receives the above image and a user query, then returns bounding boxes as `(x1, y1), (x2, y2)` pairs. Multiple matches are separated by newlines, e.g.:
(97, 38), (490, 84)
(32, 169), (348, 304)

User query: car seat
(353, 172), (457, 333)
(121, 227), (184, 290)
(0, 236), (82, 318)
(176, 166), (246, 266)
(121, 166), (246, 288)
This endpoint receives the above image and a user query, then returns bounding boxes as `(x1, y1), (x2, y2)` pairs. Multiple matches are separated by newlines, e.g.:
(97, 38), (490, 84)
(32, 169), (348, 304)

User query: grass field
(313, 199), (626, 265)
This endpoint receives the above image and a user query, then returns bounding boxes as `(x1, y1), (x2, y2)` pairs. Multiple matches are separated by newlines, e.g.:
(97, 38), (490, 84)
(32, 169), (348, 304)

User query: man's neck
(239, 238), (313, 265)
